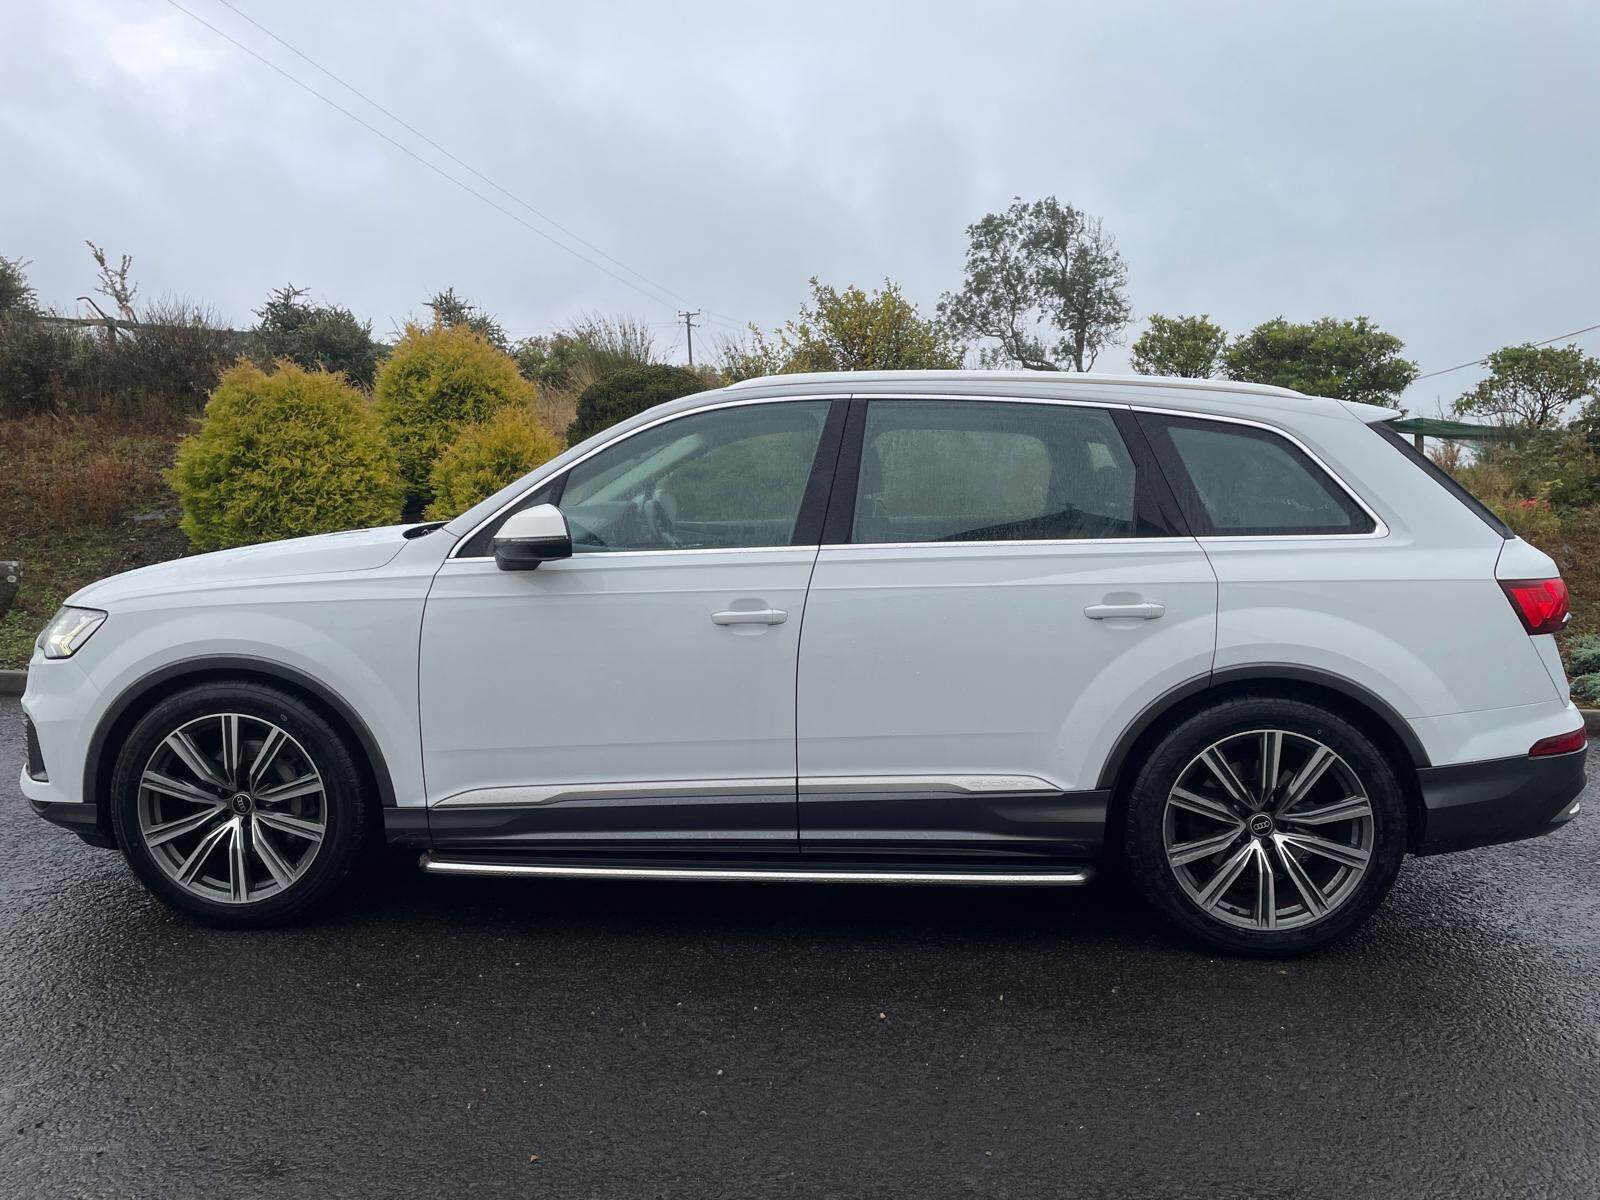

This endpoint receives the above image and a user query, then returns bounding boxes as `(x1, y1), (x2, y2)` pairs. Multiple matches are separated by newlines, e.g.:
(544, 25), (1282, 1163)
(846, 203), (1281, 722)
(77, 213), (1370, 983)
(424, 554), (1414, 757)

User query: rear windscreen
(1370, 421), (1512, 538)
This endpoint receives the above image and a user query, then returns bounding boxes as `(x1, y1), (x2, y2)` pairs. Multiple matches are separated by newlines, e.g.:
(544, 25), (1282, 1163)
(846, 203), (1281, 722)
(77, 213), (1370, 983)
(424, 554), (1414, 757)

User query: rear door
(795, 395), (1218, 860)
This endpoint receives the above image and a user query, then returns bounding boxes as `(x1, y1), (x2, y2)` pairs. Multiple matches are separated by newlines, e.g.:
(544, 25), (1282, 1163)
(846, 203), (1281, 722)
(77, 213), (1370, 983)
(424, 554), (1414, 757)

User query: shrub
(567, 363), (705, 444)
(110, 297), (240, 413)
(1450, 461), (1563, 548)
(0, 317), (102, 417)
(374, 323), (537, 502)
(1565, 635), (1600, 679)
(252, 284), (381, 388)
(425, 406), (562, 520)
(1570, 673), (1600, 707)
(172, 361), (402, 551)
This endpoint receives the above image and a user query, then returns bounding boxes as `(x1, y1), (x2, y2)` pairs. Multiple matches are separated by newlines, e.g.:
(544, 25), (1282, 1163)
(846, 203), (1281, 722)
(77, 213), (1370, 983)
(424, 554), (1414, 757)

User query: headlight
(36, 606), (107, 659)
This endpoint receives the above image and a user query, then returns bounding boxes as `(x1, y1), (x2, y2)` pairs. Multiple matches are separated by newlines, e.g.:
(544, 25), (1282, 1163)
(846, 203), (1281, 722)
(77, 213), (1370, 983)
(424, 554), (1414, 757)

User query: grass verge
(0, 413), (188, 669)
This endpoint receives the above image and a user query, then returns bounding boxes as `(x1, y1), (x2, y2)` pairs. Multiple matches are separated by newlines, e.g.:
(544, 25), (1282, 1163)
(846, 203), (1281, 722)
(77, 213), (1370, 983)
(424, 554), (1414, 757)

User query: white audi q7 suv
(19, 371), (1588, 954)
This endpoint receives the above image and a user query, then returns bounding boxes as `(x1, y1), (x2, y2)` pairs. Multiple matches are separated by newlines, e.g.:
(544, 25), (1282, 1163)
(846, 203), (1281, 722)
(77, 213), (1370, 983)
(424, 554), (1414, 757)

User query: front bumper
(19, 656), (117, 848)
(1414, 745), (1587, 855)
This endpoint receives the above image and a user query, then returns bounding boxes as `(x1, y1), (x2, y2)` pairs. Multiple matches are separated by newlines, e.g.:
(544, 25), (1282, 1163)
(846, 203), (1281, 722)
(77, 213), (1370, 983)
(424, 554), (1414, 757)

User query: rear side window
(848, 400), (1154, 544)
(1141, 414), (1375, 536)
(1370, 420), (1512, 538)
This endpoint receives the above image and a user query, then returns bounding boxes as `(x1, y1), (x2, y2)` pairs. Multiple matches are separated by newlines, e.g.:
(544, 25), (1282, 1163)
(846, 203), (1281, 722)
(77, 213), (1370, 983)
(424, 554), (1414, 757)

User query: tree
(714, 328), (786, 383)
(84, 240), (137, 323)
(567, 363), (705, 444)
(1222, 316), (1417, 406)
(0, 255), (38, 319)
(780, 278), (962, 372)
(1454, 343), (1600, 430)
(253, 284), (382, 388)
(1130, 314), (1228, 378)
(427, 287), (508, 351)
(939, 196), (1130, 371)
(719, 277), (962, 381)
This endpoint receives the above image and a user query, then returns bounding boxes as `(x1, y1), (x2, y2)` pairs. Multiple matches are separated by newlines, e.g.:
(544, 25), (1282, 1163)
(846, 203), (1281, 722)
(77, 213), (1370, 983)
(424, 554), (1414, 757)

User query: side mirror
(493, 503), (572, 570)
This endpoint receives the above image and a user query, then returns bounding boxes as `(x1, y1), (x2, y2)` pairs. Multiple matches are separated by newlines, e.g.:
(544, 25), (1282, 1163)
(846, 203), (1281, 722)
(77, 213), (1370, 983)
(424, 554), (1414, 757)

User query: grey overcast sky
(3, 1), (1597, 411)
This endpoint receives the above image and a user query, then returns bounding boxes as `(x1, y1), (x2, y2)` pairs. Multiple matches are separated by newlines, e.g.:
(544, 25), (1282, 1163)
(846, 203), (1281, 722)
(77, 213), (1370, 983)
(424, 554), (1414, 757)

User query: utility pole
(678, 309), (701, 367)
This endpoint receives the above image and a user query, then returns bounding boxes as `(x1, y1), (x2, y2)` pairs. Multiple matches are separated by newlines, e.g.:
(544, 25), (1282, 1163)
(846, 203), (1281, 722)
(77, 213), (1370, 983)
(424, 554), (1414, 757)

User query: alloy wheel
(1162, 729), (1375, 931)
(136, 713), (327, 904)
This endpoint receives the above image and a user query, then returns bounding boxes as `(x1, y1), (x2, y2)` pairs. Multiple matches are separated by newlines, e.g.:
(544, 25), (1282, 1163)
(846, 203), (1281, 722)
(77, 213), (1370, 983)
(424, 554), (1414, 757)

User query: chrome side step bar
(419, 852), (1094, 887)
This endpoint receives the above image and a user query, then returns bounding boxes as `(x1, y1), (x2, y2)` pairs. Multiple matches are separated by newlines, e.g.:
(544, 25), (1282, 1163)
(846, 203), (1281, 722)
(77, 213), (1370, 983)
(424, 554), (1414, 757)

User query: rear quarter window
(1370, 421), (1513, 538)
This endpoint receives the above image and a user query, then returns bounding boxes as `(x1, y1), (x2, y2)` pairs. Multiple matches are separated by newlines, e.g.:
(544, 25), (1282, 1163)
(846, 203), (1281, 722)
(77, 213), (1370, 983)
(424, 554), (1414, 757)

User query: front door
(796, 396), (1218, 860)
(420, 397), (843, 854)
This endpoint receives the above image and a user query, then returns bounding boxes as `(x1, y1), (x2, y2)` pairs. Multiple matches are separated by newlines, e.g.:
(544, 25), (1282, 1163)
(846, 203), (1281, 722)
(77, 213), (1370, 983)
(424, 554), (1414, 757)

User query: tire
(110, 680), (370, 928)
(1123, 696), (1406, 956)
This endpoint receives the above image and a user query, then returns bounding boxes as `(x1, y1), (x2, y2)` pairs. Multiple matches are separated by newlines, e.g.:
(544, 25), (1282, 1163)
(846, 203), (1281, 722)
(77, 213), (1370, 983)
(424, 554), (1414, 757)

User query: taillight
(1530, 727), (1587, 757)
(1500, 577), (1569, 635)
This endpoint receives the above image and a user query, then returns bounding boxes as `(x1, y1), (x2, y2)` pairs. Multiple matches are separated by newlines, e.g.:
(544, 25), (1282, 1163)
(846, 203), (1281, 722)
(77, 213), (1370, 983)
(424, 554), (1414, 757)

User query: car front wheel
(110, 680), (370, 927)
(1123, 697), (1407, 956)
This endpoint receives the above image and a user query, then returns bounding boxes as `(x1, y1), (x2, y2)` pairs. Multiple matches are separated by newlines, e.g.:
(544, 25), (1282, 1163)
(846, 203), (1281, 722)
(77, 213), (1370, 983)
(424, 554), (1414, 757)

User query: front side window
(1146, 415), (1374, 536)
(849, 400), (1142, 544)
(558, 401), (832, 552)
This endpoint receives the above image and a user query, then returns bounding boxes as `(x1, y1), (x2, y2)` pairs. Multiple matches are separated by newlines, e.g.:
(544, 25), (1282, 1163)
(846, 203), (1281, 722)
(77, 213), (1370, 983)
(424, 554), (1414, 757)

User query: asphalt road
(4, 696), (1599, 1199)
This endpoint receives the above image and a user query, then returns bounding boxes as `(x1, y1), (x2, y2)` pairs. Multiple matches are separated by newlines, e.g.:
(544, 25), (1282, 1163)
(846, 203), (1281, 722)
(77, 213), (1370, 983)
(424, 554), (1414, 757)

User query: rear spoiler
(1339, 400), (1404, 424)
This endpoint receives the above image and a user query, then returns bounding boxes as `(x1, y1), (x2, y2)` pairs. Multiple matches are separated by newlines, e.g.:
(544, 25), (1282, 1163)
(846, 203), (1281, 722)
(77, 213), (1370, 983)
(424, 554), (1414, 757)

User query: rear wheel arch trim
(85, 656), (399, 816)
(1095, 665), (1430, 794)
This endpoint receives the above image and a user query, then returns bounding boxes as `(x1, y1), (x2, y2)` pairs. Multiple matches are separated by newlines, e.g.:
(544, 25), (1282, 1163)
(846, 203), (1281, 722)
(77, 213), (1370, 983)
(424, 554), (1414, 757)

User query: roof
(724, 369), (1309, 400)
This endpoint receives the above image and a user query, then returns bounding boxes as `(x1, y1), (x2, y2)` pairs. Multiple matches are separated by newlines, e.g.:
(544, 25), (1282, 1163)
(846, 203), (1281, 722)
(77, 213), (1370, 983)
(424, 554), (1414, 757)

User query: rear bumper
(1414, 746), (1586, 855)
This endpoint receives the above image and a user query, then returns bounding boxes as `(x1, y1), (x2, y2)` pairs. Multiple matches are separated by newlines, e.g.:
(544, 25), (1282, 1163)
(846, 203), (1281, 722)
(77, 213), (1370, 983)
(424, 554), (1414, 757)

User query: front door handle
(712, 607), (788, 626)
(1084, 601), (1165, 621)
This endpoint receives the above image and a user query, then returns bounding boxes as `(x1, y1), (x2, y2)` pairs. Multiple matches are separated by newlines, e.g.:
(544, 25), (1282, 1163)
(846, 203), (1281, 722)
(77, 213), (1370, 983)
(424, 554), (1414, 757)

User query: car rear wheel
(1123, 697), (1407, 956)
(110, 681), (369, 927)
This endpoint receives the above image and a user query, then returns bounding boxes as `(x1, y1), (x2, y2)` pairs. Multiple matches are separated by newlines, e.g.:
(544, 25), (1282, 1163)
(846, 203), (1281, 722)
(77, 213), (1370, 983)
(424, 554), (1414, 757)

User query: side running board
(419, 852), (1094, 887)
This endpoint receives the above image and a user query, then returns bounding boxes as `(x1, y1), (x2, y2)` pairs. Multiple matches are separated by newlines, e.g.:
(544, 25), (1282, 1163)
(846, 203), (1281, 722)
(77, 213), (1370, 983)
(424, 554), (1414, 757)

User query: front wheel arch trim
(84, 656), (399, 829)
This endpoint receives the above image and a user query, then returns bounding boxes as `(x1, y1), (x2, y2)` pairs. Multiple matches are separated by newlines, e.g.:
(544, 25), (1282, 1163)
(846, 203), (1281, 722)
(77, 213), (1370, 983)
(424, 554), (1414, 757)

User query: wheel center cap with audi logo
(1248, 813), (1275, 837)
(230, 793), (253, 815)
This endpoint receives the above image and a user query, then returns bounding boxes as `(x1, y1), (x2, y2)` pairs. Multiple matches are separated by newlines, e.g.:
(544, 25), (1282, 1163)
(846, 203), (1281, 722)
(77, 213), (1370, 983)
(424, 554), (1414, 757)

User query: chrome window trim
(448, 545), (820, 565)
(1128, 403), (1390, 541)
(449, 394), (849, 561)
(449, 391), (1388, 560)
(817, 537), (1195, 552)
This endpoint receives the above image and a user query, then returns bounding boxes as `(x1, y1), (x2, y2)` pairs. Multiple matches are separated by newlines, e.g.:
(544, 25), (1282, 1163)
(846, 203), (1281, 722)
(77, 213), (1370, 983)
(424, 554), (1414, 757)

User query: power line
(1416, 321), (1600, 382)
(205, 0), (728, 319)
(162, 0), (692, 315)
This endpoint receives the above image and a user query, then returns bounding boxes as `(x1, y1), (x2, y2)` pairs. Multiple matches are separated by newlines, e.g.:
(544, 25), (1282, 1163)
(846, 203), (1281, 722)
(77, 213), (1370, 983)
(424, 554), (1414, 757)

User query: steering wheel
(635, 489), (683, 548)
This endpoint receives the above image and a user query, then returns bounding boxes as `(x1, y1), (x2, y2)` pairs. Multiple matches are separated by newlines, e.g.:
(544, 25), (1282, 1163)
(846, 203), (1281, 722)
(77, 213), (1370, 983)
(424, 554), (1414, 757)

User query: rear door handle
(1084, 602), (1165, 621)
(711, 608), (788, 626)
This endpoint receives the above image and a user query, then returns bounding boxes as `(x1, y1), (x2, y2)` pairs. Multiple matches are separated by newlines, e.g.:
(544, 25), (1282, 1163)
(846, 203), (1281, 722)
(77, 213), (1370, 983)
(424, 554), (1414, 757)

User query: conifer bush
(374, 323), (537, 502)
(425, 406), (562, 520)
(171, 361), (401, 550)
